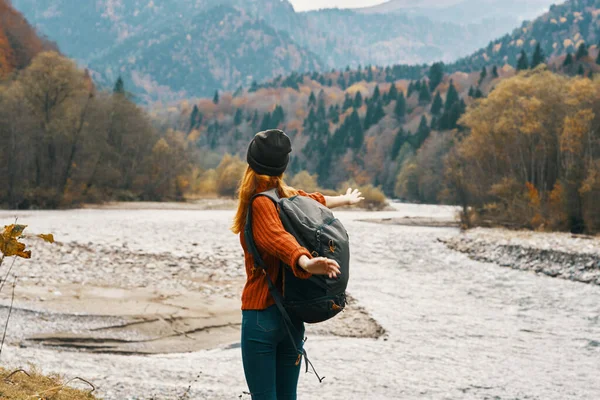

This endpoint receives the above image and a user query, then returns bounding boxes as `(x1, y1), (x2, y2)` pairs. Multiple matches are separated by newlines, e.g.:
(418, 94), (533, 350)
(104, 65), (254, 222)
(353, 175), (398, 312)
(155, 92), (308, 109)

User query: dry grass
(0, 367), (99, 400)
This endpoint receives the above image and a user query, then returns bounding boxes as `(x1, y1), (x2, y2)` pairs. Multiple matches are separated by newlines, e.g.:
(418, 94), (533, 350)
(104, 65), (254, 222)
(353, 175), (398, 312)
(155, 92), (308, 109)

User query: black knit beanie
(247, 129), (292, 176)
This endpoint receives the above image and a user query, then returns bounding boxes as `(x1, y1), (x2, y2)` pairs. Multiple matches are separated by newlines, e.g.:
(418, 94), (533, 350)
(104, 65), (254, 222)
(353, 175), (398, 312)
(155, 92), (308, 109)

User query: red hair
(231, 167), (298, 234)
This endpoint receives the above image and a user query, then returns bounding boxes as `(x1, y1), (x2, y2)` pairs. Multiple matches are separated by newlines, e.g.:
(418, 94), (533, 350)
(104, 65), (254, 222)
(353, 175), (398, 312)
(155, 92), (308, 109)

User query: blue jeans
(241, 305), (305, 400)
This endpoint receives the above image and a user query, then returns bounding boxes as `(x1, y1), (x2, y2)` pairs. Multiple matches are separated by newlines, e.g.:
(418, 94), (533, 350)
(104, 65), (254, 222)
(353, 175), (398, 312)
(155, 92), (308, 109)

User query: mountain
(451, 0), (600, 72)
(10, 0), (550, 101)
(298, 9), (513, 68)
(359, 0), (556, 25)
(87, 5), (323, 103)
(0, 0), (56, 77)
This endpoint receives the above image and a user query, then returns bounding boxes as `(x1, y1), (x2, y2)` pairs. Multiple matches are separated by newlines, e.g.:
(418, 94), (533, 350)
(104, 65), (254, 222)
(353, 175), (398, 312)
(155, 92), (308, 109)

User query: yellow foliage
(0, 224), (30, 259)
(216, 154), (246, 198)
(37, 234), (55, 243)
(290, 171), (319, 193)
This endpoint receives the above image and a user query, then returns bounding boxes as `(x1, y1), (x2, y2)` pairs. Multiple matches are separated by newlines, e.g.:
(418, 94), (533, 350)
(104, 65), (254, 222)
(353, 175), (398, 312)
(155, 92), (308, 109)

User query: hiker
(231, 129), (363, 399)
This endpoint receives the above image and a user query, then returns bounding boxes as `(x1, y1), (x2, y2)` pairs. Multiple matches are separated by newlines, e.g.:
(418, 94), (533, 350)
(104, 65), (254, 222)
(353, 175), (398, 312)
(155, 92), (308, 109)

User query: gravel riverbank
(443, 228), (600, 286)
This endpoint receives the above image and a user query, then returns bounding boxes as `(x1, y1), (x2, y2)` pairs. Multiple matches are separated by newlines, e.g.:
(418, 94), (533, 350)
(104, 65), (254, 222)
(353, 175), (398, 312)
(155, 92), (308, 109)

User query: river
(0, 204), (598, 399)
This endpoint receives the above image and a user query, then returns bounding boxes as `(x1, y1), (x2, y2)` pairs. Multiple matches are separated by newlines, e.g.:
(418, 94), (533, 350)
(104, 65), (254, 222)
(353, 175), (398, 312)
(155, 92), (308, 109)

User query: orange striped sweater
(239, 189), (326, 310)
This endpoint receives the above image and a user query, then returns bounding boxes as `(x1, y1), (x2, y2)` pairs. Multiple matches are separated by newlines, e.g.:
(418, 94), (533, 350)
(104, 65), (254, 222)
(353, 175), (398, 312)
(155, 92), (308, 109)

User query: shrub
(358, 184), (388, 210)
(216, 154), (246, 198)
(290, 170), (319, 193)
(0, 367), (98, 400)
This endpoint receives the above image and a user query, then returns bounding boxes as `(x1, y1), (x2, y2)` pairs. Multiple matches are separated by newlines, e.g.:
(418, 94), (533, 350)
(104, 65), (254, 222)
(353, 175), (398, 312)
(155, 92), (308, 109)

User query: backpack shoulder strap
(244, 188), (281, 269)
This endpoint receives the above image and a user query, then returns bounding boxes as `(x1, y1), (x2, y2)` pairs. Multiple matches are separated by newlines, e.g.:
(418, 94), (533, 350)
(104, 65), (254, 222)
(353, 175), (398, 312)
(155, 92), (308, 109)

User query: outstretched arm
(324, 188), (364, 209)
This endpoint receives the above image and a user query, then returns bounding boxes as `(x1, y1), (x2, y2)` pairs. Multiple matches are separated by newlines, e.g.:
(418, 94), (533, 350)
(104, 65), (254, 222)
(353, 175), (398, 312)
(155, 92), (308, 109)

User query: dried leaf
(3, 224), (27, 239)
(38, 233), (55, 243)
(0, 224), (31, 258)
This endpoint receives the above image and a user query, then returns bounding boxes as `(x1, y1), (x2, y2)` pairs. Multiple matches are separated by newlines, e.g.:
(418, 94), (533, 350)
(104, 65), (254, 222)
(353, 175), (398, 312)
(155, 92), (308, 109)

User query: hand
(298, 256), (341, 279)
(343, 188), (364, 206)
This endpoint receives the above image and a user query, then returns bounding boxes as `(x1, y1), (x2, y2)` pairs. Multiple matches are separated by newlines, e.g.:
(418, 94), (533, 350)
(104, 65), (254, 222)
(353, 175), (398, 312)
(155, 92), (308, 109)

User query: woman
(231, 129), (363, 399)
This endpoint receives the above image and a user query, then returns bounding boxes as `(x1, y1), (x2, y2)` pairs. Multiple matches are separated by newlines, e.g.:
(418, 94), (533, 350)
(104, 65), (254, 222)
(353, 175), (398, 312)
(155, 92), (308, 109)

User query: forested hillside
(11, 0), (528, 100)
(452, 0), (600, 72)
(156, 36), (600, 218)
(0, 0), (56, 77)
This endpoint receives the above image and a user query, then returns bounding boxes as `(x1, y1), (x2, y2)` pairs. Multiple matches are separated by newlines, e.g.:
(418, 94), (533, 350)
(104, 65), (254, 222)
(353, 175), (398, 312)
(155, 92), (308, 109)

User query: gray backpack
(244, 188), (350, 381)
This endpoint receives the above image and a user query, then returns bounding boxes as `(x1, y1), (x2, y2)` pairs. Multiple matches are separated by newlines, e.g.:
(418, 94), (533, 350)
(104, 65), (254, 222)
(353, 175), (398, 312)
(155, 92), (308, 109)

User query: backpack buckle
(311, 251), (319, 258)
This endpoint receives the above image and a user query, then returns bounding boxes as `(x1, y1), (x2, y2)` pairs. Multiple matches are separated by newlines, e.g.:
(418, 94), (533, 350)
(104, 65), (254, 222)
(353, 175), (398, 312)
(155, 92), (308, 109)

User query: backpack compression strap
(244, 191), (325, 383)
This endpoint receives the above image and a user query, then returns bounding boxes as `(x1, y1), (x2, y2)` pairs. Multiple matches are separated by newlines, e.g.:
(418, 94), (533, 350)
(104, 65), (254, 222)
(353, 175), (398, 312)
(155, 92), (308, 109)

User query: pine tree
(444, 81), (459, 112)
(272, 105), (285, 127)
(372, 85), (381, 102)
(213, 90), (219, 104)
(516, 50), (529, 71)
(391, 128), (406, 160)
(414, 80), (422, 93)
(304, 108), (317, 131)
(576, 43), (588, 60)
(250, 81), (258, 92)
(190, 105), (201, 130)
(468, 86), (475, 97)
(431, 91), (443, 115)
(564, 53), (574, 67)
(337, 74), (347, 90)
(349, 110), (364, 149)
(474, 88), (484, 98)
(388, 84), (398, 103)
(373, 101), (385, 125)
(394, 92), (406, 122)
(409, 116), (430, 149)
(407, 81), (415, 98)
(578, 64), (585, 76)
(353, 92), (363, 109)
(478, 66), (487, 85)
(343, 93), (353, 111)
(418, 81), (431, 104)
(113, 76), (125, 95)
(596, 50), (600, 65)
(531, 43), (545, 68)
(308, 91), (317, 107)
(260, 112), (271, 131)
(428, 62), (445, 92)
(233, 108), (243, 126)
(492, 65), (499, 78)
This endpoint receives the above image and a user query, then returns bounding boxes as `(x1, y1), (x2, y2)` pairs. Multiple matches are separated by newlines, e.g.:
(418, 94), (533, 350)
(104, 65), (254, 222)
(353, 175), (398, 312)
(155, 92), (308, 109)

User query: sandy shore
(0, 203), (599, 399)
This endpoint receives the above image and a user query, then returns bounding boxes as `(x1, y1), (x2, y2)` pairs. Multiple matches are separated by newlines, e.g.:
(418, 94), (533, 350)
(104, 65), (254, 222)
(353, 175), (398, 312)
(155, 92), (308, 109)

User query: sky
(289, 0), (386, 12)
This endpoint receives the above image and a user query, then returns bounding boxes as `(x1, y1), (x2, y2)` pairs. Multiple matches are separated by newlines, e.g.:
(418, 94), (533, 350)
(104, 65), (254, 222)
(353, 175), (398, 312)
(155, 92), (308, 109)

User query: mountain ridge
(10, 0), (545, 100)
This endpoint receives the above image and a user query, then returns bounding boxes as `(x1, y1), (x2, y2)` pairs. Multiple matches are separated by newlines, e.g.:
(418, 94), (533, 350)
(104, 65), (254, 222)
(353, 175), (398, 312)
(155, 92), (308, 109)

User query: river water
(1, 204), (599, 399)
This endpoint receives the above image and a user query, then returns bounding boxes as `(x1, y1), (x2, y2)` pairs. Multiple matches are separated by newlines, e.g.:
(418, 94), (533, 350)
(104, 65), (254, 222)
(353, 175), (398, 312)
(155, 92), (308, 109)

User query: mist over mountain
(359, 0), (556, 24)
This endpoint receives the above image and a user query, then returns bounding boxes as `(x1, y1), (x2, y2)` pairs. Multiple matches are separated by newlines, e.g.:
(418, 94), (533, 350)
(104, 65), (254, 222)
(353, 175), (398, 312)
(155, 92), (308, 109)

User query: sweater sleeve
(251, 196), (312, 279)
(297, 190), (326, 206)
